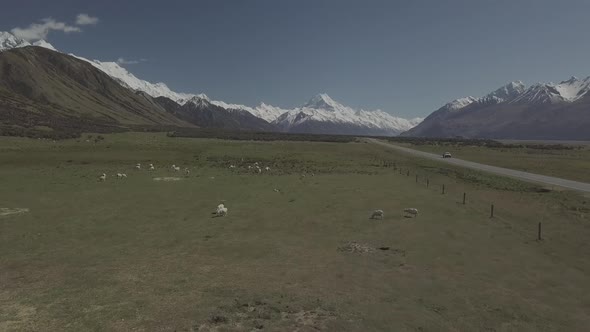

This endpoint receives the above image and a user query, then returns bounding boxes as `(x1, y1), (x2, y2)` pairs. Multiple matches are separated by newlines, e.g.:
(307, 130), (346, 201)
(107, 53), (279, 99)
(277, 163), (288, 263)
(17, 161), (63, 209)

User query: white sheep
(370, 209), (384, 220)
(265, 166), (270, 171)
(117, 173), (128, 179)
(98, 173), (107, 182)
(135, 163), (141, 170)
(217, 207), (228, 216)
(171, 165), (181, 172)
(149, 163), (155, 170)
(216, 204), (228, 217)
(184, 168), (190, 175)
(257, 168), (262, 174)
(404, 208), (419, 217)
(229, 165), (236, 169)
(247, 166), (252, 170)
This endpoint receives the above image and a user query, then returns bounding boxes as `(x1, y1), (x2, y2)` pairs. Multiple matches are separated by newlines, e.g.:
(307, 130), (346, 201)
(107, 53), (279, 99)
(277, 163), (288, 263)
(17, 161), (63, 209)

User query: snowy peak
(0, 32), (56, 52)
(485, 81), (526, 102)
(303, 93), (341, 110)
(512, 83), (565, 104)
(185, 95), (212, 108)
(32, 40), (57, 51)
(554, 76), (590, 102)
(440, 75), (590, 112)
(0, 31), (30, 51)
(443, 97), (478, 111)
(274, 94), (422, 135)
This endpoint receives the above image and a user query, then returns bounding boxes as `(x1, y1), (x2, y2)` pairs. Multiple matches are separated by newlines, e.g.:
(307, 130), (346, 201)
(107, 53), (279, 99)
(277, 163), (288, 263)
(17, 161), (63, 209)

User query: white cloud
(116, 57), (147, 65)
(76, 14), (99, 25)
(11, 18), (81, 42)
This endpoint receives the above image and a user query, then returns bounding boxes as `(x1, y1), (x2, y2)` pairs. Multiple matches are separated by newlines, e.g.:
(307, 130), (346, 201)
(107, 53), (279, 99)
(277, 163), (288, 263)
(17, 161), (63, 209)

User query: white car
(442, 152), (452, 158)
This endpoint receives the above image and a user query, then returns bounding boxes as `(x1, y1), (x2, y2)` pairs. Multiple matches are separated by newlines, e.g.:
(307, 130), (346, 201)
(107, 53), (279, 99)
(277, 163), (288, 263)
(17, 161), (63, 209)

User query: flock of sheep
(97, 161), (417, 220)
(97, 163), (191, 182)
(370, 208), (419, 219)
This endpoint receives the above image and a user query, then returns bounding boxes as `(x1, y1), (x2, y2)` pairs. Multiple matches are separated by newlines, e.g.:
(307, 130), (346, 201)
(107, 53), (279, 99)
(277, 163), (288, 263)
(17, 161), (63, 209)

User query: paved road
(367, 138), (590, 194)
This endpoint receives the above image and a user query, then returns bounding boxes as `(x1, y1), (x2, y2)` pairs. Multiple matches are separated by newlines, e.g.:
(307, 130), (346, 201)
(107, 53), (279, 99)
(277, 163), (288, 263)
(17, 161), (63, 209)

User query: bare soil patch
(196, 299), (337, 331)
(153, 177), (183, 181)
(0, 208), (29, 217)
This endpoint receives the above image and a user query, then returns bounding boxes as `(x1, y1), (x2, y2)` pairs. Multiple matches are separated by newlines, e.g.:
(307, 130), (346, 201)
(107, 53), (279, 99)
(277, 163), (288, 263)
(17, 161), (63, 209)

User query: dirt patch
(338, 242), (406, 257)
(0, 302), (37, 330)
(337, 241), (374, 254)
(0, 208), (29, 217)
(153, 177), (182, 181)
(196, 299), (336, 331)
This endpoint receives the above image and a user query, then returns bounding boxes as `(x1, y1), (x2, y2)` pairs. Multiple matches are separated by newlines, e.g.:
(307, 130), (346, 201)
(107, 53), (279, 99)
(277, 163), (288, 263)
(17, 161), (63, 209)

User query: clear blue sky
(3, 0), (590, 117)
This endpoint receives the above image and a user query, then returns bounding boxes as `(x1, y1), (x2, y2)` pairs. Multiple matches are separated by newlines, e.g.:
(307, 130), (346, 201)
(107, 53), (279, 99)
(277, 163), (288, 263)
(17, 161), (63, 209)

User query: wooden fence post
(463, 192), (466, 205)
(415, 174), (418, 183)
(490, 204), (494, 218)
(426, 179), (429, 188)
(442, 184), (445, 194)
(407, 170), (410, 176)
(538, 222), (542, 241)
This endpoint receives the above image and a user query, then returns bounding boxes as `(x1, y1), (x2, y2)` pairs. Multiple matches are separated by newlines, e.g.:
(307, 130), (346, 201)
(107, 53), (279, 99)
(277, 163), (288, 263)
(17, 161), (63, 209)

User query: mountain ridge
(403, 77), (590, 140)
(0, 31), (419, 136)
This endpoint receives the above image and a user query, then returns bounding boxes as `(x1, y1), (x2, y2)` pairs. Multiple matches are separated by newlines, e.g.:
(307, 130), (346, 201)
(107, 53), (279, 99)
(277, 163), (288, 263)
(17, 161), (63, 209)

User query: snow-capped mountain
(427, 78), (589, 116)
(443, 96), (478, 111)
(0, 31), (421, 135)
(32, 40), (57, 51)
(482, 81), (526, 103)
(273, 93), (421, 136)
(510, 77), (590, 105)
(0, 31), (30, 51)
(554, 76), (590, 101)
(404, 76), (590, 139)
(70, 54), (201, 103)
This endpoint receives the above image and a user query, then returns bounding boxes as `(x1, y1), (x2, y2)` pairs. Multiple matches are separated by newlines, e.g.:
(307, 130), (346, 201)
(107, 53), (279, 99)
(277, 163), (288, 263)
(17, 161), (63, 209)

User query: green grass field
(394, 141), (590, 183)
(1, 133), (589, 331)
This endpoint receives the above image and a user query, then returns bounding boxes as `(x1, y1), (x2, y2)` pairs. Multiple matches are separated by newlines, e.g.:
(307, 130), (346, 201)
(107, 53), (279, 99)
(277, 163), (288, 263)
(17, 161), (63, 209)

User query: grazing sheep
(149, 163), (155, 170)
(98, 173), (107, 182)
(171, 165), (181, 172)
(370, 209), (384, 220)
(216, 204), (228, 217)
(135, 163), (141, 170)
(265, 166), (270, 171)
(248, 166), (252, 170)
(404, 208), (419, 217)
(229, 165), (236, 169)
(217, 207), (228, 216)
(117, 173), (128, 179)
(257, 168), (262, 173)
(184, 168), (190, 175)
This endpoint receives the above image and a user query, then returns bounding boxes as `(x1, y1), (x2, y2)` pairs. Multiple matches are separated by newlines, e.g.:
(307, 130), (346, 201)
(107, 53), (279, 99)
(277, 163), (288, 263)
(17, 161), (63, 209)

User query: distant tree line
(167, 128), (357, 143)
(383, 136), (577, 150)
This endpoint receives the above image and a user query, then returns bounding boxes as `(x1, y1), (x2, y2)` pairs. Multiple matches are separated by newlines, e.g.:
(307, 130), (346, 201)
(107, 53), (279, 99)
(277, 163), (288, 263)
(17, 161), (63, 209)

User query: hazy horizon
(3, 0), (590, 117)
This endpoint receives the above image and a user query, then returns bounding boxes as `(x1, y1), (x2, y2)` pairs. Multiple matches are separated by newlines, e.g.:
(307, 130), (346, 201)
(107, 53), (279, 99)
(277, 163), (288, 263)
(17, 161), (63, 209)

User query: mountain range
(0, 31), (419, 136)
(2, 30), (589, 140)
(403, 78), (590, 140)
